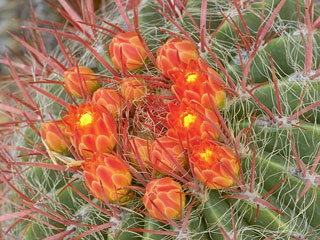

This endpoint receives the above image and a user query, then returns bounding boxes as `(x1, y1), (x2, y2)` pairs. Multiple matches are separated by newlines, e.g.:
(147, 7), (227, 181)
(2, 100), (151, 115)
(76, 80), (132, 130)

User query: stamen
(79, 112), (93, 126)
(183, 113), (197, 128)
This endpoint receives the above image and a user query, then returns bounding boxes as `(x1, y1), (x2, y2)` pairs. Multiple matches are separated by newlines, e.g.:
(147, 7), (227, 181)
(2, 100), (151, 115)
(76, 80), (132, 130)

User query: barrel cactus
(1, 0), (320, 239)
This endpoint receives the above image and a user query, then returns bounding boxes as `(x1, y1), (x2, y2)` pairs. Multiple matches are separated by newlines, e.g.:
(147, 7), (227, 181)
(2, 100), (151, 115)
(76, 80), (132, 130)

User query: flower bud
(120, 77), (147, 104)
(143, 177), (185, 220)
(40, 120), (70, 153)
(128, 137), (152, 170)
(170, 59), (226, 109)
(167, 101), (220, 147)
(92, 87), (123, 117)
(64, 66), (99, 98)
(191, 141), (239, 189)
(156, 38), (199, 78)
(62, 102), (118, 158)
(83, 153), (132, 203)
(151, 136), (186, 174)
(109, 32), (147, 71)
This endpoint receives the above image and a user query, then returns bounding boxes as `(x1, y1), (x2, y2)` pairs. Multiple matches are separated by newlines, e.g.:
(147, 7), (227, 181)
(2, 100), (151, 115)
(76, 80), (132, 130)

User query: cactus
(1, 0), (320, 239)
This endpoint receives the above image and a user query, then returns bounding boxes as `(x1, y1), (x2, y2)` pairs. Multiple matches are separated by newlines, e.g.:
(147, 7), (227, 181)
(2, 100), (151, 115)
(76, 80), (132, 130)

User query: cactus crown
(1, 0), (320, 239)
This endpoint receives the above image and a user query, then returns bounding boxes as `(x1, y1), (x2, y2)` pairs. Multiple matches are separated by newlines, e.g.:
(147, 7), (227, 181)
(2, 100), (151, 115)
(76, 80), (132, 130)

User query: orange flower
(83, 153), (132, 203)
(151, 136), (186, 174)
(128, 137), (152, 170)
(64, 66), (100, 98)
(156, 38), (199, 78)
(120, 77), (147, 104)
(40, 120), (70, 153)
(171, 59), (226, 109)
(109, 32), (147, 71)
(166, 101), (220, 147)
(92, 87), (123, 117)
(142, 177), (185, 220)
(191, 141), (239, 189)
(62, 102), (117, 158)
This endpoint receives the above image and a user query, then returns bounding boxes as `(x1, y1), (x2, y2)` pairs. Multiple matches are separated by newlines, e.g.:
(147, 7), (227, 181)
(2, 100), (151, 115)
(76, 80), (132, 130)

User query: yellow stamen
(183, 113), (196, 128)
(79, 112), (93, 126)
(199, 149), (213, 162)
(185, 72), (198, 83)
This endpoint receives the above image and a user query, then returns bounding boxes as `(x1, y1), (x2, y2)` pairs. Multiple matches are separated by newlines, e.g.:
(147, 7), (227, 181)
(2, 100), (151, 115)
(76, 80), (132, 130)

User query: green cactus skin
(226, 34), (320, 83)
(3, 0), (320, 240)
(107, 210), (143, 240)
(143, 216), (169, 240)
(254, 154), (320, 228)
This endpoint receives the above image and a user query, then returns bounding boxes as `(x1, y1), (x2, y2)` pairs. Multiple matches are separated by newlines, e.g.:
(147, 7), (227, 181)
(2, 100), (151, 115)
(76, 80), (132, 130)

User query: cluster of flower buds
(156, 38), (239, 190)
(39, 31), (151, 209)
(40, 32), (239, 221)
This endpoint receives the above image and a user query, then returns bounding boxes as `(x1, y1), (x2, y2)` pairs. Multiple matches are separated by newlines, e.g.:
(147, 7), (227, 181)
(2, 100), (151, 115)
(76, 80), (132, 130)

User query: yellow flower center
(185, 72), (198, 83)
(79, 112), (93, 126)
(183, 113), (197, 128)
(199, 149), (213, 162)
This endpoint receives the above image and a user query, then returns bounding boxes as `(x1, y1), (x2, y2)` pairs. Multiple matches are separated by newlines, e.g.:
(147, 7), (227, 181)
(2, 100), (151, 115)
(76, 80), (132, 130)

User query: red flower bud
(92, 87), (123, 117)
(143, 177), (185, 220)
(64, 66), (99, 98)
(167, 101), (220, 147)
(120, 77), (147, 104)
(156, 38), (199, 78)
(109, 32), (147, 71)
(191, 141), (239, 189)
(62, 102), (118, 158)
(40, 120), (70, 153)
(83, 153), (132, 203)
(170, 59), (226, 109)
(151, 136), (186, 174)
(128, 137), (152, 170)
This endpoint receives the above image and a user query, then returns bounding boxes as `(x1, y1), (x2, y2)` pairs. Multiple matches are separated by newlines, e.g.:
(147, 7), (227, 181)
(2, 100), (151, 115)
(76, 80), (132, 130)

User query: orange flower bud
(120, 77), (147, 104)
(156, 38), (199, 78)
(92, 87), (123, 117)
(40, 120), (70, 153)
(151, 136), (186, 174)
(128, 137), (152, 170)
(64, 66), (100, 98)
(109, 32), (147, 71)
(170, 59), (226, 109)
(191, 141), (239, 189)
(83, 153), (132, 203)
(62, 102), (118, 158)
(166, 101), (220, 147)
(143, 177), (185, 220)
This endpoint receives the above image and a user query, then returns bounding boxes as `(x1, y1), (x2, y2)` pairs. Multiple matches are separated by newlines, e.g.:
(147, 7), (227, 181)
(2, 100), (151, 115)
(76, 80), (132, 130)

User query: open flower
(64, 66), (100, 98)
(191, 141), (239, 189)
(83, 153), (132, 204)
(170, 59), (226, 109)
(167, 101), (220, 147)
(109, 32), (147, 71)
(142, 177), (185, 220)
(62, 102), (117, 158)
(40, 120), (70, 153)
(92, 87), (123, 117)
(156, 38), (199, 78)
(151, 136), (186, 175)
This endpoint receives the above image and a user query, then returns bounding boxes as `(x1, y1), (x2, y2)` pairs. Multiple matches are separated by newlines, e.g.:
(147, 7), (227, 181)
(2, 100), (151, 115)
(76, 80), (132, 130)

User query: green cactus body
(142, 216), (169, 240)
(107, 210), (143, 240)
(227, 34), (320, 83)
(3, 0), (320, 240)
(254, 153), (320, 227)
